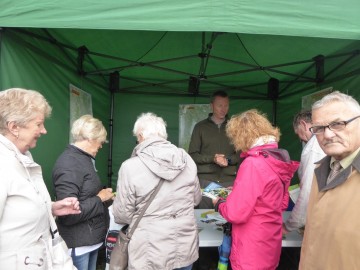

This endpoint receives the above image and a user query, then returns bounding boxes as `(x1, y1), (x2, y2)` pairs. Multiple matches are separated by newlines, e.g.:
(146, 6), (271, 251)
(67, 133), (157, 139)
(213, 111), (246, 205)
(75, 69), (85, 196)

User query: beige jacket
(113, 137), (202, 270)
(299, 155), (360, 269)
(0, 134), (74, 269)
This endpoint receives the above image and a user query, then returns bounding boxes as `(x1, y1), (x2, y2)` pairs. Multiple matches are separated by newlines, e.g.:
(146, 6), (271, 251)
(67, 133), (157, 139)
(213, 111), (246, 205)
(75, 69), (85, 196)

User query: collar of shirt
(330, 147), (360, 170)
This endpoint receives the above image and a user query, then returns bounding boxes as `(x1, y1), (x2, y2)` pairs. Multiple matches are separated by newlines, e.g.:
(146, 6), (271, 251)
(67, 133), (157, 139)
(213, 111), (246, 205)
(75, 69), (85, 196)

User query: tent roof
(1, 1), (360, 99)
(1, 0), (360, 40)
(5, 28), (360, 100)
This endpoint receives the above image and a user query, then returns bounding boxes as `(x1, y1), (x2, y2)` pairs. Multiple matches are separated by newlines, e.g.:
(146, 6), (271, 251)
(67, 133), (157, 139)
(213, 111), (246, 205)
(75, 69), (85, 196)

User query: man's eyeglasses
(309, 115), (360, 135)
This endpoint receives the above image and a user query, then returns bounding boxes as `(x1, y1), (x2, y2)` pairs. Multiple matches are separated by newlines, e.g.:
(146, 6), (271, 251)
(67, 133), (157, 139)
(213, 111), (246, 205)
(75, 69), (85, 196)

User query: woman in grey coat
(112, 112), (202, 270)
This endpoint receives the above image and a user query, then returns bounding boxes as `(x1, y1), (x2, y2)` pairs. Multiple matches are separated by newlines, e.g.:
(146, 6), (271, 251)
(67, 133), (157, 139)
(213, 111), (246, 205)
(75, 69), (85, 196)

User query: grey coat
(112, 137), (202, 270)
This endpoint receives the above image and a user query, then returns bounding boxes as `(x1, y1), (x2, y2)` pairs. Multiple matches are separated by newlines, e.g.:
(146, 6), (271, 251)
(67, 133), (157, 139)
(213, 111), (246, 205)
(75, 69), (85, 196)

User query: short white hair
(312, 90), (360, 114)
(133, 112), (168, 140)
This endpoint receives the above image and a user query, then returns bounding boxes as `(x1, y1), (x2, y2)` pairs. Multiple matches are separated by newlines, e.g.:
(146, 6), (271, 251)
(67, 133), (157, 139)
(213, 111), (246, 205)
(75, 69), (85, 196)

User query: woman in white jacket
(0, 88), (80, 269)
(112, 112), (202, 270)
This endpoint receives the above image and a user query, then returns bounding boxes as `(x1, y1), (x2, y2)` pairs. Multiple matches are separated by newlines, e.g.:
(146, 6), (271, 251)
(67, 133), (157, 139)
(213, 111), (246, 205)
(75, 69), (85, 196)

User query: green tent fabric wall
(0, 30), (111, 195)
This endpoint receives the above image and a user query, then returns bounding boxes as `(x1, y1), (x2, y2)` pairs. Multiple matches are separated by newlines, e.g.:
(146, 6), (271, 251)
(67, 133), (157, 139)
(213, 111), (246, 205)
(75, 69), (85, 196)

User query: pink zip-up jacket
(218, 143), (299, 270)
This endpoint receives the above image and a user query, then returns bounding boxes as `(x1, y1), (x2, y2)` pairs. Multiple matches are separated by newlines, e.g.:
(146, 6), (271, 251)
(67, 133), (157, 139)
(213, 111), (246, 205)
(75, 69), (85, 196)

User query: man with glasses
(283, 111), (325, 234)
(299, 91), (360, 269)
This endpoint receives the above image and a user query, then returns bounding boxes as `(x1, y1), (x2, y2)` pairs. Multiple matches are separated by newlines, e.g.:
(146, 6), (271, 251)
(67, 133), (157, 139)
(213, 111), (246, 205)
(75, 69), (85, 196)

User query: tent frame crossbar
(6, 27), (360, 100)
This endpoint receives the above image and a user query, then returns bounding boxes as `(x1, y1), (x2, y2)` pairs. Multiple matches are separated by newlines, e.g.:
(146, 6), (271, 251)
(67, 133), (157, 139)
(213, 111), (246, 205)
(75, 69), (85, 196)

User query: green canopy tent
(1, 0), (360, 192)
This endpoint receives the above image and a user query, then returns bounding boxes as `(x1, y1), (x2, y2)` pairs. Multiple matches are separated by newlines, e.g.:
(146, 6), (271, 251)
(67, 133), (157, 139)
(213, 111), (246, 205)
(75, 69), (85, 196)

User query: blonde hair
(71, 114), (107, 143)
(0, 88), (52, 135)
(133, 112), (167, 140)
(226, 109), (280, 152)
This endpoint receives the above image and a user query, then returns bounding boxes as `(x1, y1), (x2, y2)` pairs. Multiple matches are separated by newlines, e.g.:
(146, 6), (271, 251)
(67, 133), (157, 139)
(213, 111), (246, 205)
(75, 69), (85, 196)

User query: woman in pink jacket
(213, 109), (299, 270)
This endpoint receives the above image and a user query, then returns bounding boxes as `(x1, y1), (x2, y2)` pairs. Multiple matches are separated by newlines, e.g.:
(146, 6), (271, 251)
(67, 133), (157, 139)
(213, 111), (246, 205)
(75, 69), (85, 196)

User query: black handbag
(109, 179), (164, 270)
(222, 222), (232, 236)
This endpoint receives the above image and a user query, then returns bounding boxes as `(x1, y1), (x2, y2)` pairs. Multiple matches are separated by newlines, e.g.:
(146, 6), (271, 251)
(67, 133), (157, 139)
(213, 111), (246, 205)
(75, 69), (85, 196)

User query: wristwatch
(226, 157), (232, 165)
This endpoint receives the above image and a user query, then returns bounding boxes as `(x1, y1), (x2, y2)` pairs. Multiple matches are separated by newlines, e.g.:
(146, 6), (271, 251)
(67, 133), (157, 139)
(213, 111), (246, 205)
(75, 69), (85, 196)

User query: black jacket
(52, 144), (109, 248)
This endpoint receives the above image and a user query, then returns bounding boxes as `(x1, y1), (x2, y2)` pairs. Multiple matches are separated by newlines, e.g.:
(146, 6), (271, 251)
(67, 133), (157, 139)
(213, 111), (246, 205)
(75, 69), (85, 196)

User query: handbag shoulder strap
(127, 178), (164, 238)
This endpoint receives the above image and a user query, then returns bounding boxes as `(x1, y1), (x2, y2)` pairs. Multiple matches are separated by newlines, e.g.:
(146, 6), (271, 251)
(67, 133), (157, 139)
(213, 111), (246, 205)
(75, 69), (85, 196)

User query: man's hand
(212, 197), (221, 206)
(214, 154), (228, 167)
(52, 197), (81, 217)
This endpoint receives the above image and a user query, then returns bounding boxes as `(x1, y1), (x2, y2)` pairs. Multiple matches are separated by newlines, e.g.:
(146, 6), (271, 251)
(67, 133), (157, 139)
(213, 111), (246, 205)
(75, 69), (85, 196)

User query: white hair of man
(133, 112), (168, 140)
(312, 90), (360, 114)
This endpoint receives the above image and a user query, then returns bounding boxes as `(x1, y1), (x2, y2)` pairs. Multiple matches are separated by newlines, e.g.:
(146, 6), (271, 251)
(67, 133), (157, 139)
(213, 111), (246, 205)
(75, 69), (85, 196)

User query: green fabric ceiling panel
(7, 28), (358, 100)
(1, 0), (360, 40)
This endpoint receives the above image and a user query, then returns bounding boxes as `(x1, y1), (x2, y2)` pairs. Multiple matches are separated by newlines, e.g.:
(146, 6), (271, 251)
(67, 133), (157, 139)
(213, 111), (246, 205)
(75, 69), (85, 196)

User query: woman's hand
(282, 223), (289, 235)
(97, 188), (114, 202)
(212, 197), (221, 206)
(52, 197), (81, 216)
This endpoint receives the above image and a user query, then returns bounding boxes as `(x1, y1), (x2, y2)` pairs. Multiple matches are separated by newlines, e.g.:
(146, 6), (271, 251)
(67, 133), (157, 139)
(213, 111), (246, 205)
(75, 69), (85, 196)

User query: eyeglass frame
(309, 115), (360, 135)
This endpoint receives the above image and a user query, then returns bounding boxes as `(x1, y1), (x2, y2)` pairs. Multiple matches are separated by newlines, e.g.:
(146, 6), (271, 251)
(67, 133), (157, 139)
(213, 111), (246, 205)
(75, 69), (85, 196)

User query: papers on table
(206, 212), (227, 223)
(289, 184), (300, 203)
(198, 210), (227, 225)
(202, 182), (231, 200)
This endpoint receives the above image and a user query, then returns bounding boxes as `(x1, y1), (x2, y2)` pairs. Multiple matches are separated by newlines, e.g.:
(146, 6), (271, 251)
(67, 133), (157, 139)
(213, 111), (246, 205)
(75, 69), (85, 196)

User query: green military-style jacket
(188, 114), (240, 185)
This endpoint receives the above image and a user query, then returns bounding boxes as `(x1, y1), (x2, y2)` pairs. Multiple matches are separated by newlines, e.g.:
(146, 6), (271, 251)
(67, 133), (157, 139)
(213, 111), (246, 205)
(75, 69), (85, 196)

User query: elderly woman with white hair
(52, 114), (114, 270)
(112, 112), (202, 270)
(0, 88), (80, 269)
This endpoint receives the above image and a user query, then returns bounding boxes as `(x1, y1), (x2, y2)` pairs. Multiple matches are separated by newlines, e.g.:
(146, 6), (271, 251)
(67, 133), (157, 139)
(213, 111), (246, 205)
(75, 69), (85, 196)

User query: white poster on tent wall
(69, 84), (93, 142)
(301, 87), (333, 110)
(179, 104), (211, 151)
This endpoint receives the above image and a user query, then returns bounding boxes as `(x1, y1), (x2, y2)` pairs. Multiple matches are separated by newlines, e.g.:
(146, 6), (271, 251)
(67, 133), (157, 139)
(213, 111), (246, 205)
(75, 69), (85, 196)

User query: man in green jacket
(189, 90), (240, 209)
(188, 90), (239, 270)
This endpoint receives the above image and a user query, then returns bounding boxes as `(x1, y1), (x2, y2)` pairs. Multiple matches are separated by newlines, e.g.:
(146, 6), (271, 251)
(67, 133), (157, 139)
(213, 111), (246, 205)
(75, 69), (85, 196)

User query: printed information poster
(69, 84), (93, 142)
(301, 87), (333, 110)
(179, 104), (210, 151)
